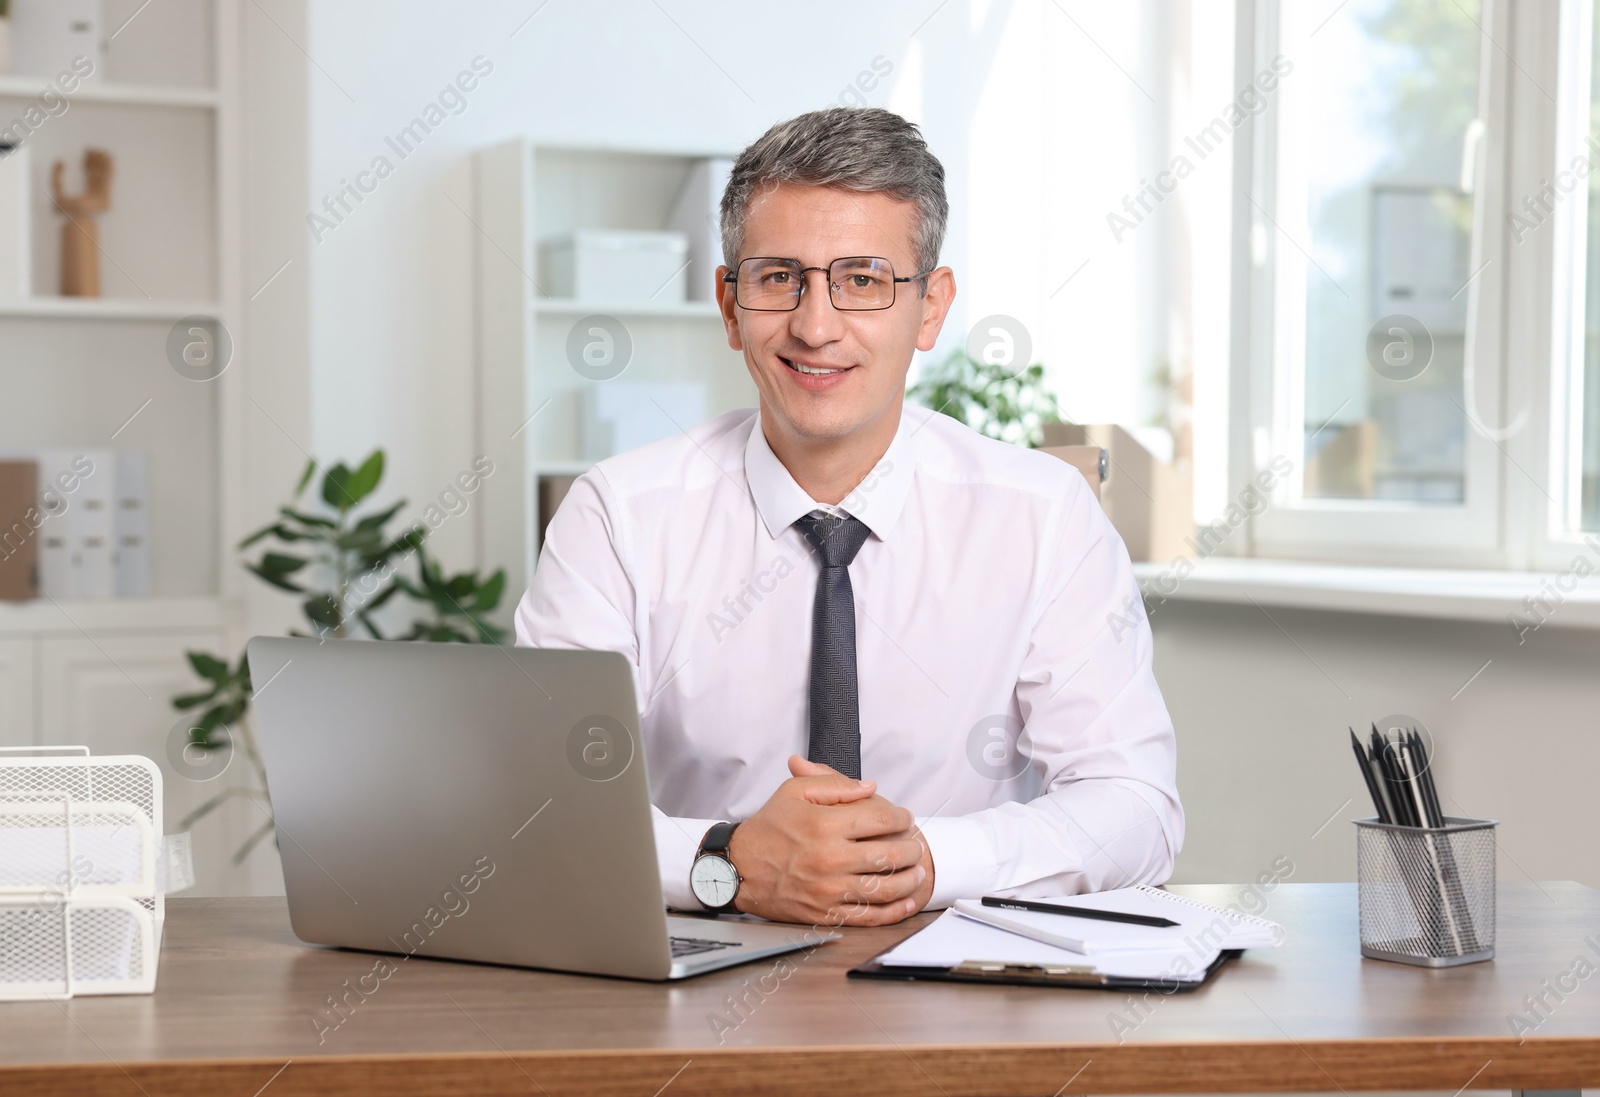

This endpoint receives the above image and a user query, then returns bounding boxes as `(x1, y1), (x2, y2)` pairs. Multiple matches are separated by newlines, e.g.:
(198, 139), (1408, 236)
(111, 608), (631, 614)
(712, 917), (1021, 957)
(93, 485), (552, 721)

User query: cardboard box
(1040, 422), (1193, 563)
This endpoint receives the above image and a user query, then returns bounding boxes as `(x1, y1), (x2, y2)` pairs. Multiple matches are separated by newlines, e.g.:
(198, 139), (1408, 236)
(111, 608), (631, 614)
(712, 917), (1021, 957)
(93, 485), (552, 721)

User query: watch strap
(698, 820), (738, 858)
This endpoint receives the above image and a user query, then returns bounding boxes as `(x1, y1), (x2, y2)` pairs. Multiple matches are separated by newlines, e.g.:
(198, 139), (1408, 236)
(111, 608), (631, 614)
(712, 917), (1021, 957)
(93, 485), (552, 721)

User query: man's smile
(780, 354), (857, 389)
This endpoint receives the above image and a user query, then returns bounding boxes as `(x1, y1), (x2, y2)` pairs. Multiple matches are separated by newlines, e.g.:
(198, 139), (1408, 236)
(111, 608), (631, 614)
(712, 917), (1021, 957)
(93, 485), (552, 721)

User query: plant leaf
(321, 463), (355, 511)
(474, 570), (507, 611)
(294, 458), (317, 498)
(186, 651), (230, 682)
(353, 499), (406, 532)
(246, 563), (305, 593)
(237, 522), (279, 549)
(303, 594), (342, 628)
(258, 552), (308, 574)
(233, 818), (278, 865)
(363, 581), (402, 611)
(171, 689), (218, 710)
(356, 610), (385, 640)
(344, 450), (385, 505)
(279, 507), (335, 529)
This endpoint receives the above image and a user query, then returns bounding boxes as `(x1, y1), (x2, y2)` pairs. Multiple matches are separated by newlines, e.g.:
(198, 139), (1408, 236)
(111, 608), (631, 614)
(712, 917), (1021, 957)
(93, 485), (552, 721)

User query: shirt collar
(744, 405), (918, 542)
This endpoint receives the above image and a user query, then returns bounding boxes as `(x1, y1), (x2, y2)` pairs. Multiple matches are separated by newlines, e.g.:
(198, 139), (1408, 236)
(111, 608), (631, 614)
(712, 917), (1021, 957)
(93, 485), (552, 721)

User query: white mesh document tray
(0, 747), (166, 998)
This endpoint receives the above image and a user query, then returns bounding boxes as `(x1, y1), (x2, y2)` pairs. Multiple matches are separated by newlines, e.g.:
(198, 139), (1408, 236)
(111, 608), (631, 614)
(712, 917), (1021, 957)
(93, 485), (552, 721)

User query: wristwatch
(690, 821), (742, 913)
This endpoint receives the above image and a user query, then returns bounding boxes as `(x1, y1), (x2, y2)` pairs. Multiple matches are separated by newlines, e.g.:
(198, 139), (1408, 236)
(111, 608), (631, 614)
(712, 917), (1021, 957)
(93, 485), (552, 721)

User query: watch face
(690, 855), (739, 908)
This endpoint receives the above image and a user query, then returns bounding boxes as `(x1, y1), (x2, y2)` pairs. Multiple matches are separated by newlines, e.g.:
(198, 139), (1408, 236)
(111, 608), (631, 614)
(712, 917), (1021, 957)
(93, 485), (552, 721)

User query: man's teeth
(787, 359), (845, 375)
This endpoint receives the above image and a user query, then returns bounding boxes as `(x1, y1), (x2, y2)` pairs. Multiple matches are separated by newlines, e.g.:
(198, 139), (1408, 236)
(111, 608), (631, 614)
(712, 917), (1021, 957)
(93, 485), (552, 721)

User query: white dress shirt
(515, 403), (1183, 911)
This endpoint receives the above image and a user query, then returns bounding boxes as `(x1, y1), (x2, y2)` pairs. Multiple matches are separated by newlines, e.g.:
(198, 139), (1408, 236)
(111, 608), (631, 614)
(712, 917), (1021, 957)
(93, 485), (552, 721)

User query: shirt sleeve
(917, 470), (1185, 908)
(513, 470), (717, 911)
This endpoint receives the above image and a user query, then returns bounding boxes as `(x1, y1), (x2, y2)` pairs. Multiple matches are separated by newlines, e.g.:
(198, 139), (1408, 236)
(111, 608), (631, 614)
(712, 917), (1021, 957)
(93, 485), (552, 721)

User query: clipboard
(848, 948), (1242, 991)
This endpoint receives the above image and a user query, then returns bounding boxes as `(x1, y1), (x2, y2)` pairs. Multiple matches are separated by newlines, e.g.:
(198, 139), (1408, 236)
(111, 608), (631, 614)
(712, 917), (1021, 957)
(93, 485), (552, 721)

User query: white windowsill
(1128, 557), (1595, 629)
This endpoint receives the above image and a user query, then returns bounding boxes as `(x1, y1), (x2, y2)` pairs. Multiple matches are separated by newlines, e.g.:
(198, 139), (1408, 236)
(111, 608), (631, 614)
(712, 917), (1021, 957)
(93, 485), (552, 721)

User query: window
(1234, 0), (1526, 565)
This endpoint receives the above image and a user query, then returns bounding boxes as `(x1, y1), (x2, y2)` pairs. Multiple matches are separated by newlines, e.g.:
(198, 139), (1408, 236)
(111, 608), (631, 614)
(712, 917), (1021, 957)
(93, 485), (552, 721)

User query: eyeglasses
(723, 256), (931, 312)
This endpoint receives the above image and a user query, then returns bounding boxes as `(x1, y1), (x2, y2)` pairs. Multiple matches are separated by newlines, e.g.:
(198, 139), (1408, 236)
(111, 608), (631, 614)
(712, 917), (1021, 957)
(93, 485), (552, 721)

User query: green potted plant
(906, 348), (1062, 447)
(172, 451), (508, 863)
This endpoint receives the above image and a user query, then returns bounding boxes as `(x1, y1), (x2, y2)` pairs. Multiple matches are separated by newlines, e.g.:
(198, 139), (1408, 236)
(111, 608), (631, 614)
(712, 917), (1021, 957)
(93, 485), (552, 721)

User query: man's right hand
(725, 754), (928, 926)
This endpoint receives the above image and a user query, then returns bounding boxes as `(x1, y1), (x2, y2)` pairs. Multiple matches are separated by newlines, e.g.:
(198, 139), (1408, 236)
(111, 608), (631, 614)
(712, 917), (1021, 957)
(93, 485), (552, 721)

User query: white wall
(1158, 600), (1599, 889)
(286, 0), (1225, 571)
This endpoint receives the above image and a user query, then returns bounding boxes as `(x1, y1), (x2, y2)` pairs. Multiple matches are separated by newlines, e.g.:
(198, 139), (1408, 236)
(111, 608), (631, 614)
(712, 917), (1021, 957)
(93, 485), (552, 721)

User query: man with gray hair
(517, 107), (1182, 926)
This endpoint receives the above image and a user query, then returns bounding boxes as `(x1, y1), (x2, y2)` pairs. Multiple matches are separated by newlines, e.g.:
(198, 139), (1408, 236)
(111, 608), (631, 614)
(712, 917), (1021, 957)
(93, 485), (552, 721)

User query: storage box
(543, 230), (688, 304)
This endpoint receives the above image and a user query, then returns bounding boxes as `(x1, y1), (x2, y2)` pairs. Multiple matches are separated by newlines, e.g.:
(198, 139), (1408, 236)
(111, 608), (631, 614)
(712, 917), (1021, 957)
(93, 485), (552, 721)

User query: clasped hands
(724, 755), (934, 926)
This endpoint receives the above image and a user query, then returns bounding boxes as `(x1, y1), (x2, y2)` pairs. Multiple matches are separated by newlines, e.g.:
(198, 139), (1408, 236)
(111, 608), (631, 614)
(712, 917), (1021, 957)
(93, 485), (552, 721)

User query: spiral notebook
(849, 887), (1284, 991)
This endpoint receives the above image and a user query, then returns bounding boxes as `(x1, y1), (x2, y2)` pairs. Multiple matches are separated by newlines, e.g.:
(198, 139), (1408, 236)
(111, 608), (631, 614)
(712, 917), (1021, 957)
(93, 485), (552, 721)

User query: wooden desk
(2, 883), (1597, 1096)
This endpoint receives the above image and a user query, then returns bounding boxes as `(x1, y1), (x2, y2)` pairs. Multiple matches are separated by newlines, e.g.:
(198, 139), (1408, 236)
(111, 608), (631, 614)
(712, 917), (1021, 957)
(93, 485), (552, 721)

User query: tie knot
(797, 510), (872, 568)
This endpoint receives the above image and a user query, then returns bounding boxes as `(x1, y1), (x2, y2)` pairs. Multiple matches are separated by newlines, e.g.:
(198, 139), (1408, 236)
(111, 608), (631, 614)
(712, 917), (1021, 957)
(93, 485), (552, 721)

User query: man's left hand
(788, 756), (936, 917)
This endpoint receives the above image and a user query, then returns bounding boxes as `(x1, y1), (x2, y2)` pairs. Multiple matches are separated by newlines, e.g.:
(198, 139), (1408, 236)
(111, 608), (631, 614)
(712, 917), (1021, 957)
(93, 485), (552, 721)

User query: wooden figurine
(51, 148), (114, 297)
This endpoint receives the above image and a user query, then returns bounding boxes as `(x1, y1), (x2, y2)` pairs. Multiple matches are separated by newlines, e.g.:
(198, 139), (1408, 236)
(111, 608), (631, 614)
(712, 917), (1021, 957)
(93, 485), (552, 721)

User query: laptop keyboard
(670, 935), (741, 958)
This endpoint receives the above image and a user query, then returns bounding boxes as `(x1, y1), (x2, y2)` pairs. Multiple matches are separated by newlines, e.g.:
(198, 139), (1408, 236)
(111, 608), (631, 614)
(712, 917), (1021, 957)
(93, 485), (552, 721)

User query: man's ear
(916, 266), (957, 353)
(715, 264), (744, 351)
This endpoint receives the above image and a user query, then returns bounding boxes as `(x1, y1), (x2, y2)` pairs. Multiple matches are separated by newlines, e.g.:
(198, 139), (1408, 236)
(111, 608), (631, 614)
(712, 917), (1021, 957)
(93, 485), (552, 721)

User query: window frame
(1229, 0), (1525, 568)
(1530, 0), (1600, 571)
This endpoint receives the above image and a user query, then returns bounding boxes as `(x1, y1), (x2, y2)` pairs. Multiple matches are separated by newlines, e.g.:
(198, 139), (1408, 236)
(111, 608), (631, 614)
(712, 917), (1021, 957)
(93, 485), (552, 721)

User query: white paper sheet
(875, 909), (1222, 982)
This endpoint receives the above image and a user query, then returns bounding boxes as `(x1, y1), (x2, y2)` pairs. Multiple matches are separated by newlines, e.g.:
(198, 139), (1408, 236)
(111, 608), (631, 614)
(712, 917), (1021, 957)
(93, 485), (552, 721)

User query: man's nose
(787, 268), (847, 346)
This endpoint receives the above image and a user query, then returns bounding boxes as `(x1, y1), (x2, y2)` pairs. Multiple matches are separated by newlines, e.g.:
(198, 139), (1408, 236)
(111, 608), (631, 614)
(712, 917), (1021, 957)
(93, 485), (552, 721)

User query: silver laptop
(247, 636), (834, 979)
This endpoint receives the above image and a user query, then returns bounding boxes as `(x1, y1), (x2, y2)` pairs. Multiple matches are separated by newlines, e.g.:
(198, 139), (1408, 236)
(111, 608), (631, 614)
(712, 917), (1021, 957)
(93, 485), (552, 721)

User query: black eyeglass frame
(721, 256), (933, 312)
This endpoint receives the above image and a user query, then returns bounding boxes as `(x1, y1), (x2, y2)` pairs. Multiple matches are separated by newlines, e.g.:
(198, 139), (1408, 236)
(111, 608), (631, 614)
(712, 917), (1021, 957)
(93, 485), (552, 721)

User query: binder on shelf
(33, 448), (113, 599)
(0, 461), (39, 601)
(113, 451), (150, 597)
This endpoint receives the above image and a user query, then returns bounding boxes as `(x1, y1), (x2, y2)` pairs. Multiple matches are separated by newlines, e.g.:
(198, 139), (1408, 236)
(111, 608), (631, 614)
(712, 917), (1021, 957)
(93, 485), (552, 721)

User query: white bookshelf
(0, 0), (250, 895)
(474, 139), (757, 598)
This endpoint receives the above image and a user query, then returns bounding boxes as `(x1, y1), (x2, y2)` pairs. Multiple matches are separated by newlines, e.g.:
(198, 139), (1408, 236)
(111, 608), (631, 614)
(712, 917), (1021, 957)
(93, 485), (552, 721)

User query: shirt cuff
(654, 813), (726, 911)
(917, 814), (998, 909)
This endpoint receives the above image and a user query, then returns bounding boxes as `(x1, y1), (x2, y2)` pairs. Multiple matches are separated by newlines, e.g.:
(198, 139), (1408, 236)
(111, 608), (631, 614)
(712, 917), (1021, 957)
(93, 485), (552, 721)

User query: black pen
(1373, 727), (1417, 827)
(1410, 730), (1445, 827)
(1351, 727), (1390, 823)
(980, 895), (1179, 928)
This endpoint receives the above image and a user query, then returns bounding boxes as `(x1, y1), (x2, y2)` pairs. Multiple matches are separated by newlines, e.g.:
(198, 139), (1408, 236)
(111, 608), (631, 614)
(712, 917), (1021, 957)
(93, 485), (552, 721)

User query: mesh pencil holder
(1355, 816), (1496, 967)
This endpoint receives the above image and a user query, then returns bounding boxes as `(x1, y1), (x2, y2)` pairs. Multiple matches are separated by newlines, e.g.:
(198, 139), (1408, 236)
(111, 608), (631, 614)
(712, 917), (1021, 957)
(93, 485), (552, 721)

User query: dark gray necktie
(795, 510), (873, 780)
